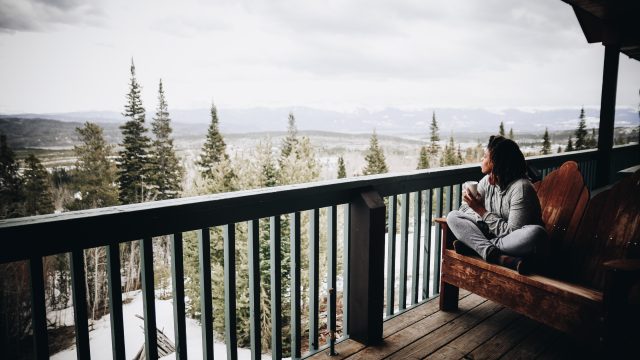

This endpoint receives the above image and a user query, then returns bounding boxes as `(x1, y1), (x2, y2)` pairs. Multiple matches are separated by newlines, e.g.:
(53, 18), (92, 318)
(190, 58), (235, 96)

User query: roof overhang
(562, 0), (640, 61)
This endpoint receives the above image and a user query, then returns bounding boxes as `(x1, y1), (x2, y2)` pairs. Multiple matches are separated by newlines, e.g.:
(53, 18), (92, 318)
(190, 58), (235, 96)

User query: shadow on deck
(309, 290), (589, 360)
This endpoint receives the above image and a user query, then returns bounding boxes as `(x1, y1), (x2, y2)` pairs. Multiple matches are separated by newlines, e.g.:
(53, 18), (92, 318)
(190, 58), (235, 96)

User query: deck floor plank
(386, 300), (504, 359)
(466, 315), (539, 360)
(383, 291), (471, 337)
(344, 294), (487, 359)
(499, 323), (561, 360)
(307, 294), (586, 360)
(425, 308), (521, 360)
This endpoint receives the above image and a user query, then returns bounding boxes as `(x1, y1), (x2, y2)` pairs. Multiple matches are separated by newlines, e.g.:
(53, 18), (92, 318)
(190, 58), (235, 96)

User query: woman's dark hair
(487, 135), (527, 188)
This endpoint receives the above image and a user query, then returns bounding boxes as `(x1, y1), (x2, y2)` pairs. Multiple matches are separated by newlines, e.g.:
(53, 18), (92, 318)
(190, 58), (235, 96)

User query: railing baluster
(433, 188), (443, 294)
(342, 203), (350, 338)
(270, 216), (282, 359)
(454, 184), (463, 210)
(422, 189), (433, 300)
(224, 225), (238, 360)
(399, 193), (410, 310)
(290, 213), (301, 359)
(248, 220), (261, 360)
(170, 234), (187, 360)
(70, 250), (90, 360)
(309, 209), (319, 351)
(107, 244), (125, 360)
(140, 238), (158, 360)
(327, 205), (337, 353)
(386, 195), (397, 316)
(411, 191), (422, 305)
(445, 185), (453, 215)
(198, 229), (213, 360)
(29, 256), (48, 360)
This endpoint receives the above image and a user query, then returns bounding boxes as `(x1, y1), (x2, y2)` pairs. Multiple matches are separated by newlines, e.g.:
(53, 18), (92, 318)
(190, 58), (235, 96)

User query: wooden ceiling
(562, 0), (640, 61)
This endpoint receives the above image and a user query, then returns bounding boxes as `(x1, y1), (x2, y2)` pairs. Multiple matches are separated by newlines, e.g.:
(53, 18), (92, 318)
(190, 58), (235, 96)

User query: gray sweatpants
(446, 210), (547, 260)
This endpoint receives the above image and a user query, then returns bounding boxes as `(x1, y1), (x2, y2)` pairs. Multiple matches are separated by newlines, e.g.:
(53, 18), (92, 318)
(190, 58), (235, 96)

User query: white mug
(463, 181), (479, 198)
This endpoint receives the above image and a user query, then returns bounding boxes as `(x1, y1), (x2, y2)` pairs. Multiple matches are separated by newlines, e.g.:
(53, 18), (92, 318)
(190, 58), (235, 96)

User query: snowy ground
(49, 224), (439, 359)
(50, 291), (262, 360)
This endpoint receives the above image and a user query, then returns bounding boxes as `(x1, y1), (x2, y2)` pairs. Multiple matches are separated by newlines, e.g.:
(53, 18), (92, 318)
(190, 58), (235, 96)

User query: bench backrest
(570, 169), (640, 291)
(534, 161), (590, 279)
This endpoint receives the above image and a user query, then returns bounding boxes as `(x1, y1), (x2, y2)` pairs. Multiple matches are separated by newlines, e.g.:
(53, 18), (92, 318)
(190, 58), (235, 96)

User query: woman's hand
(463, 190), (487, 217)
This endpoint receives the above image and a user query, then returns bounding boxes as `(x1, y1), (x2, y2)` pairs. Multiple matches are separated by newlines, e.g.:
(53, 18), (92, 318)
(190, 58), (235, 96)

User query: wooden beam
(596, 44), (619, 188)
(348, 190), (385, 345)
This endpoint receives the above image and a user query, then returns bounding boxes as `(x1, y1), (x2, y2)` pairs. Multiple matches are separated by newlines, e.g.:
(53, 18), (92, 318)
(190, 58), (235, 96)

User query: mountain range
(2, 107), (638, 135)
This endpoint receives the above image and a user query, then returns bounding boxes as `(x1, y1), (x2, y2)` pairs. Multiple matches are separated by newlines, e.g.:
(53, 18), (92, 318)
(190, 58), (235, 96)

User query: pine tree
(440, 136), (462, 166)
(499, 122), (505, 136)
(566, 136), (574, 152)
(417, 146), (430, 169)
(585, 128), (597, 149)
(70, 122), (119, 210)
(23, 154), (54, 215)
(574, 107), (588, 150)
(362, 130), (388, 175)
(457, 145), (463, 164)
(0, 133), (24, 219)
(117, 59), (152, 204)
(337, 156), (347, 178)
(541, 128), (551, 155)
(197, 102), (229, 179)
(149, 80), (183, 200)
(557, 146), (563, 153)
(508, 128), (514, 140)
(280, 112), (299, 164)
(428, 112), (440, 157)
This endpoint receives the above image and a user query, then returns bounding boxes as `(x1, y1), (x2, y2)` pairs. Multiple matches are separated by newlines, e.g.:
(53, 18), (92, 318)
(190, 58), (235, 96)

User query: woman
(446, 135), (547, 274)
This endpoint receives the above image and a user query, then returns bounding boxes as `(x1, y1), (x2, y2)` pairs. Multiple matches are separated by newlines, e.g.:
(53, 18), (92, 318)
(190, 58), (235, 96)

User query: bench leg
(439, 279), (459, 311)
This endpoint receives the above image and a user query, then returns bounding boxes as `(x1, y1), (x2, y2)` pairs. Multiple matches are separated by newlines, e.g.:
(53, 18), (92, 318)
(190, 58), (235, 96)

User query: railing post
(596, 43), (619, 188)
(348, 190), (385, 345)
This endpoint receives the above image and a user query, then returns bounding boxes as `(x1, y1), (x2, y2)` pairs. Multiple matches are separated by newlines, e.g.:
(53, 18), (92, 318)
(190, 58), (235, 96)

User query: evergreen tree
(280, 112), (299, 164)
(149, 80), (183, 200)
(541, 128), (551, 155)
(574, 107), (588, 150)
(508, 128), (514, 140)
(566, 136), (574, 152)
(440, 136), (462, 166)
(585, 128), (597, 148)
(337, 156), (347, 178)
(362, 130), (388, 175)
(0, 133), (24, 218)
(23, 154), (54, 216)
(417, 146), (430, 169)
(117, 59), (152, 204)
(499, 121), (505, 136)
(557, 146), (563, 153)
(428, 112), (440, 157)
(457, 145), (463, 164)
(197, 102), (229, 179)
(70, 122), (119, 210)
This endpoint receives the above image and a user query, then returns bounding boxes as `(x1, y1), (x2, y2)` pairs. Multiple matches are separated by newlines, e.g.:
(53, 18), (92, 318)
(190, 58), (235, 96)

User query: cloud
(0, 0), (104, 32)
(234, 0), (587, 81)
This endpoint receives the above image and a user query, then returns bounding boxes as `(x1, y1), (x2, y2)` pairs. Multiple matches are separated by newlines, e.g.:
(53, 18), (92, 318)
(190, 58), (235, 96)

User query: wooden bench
(436, 161), (640, 354)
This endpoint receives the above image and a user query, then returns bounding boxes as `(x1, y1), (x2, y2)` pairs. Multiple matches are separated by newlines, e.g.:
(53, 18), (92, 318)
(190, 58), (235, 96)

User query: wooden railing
(1, 144), (637, 360)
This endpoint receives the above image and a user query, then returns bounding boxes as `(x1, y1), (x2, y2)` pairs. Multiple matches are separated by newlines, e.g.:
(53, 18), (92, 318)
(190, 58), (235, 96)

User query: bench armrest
(433, 217), (456, 250)
(603, 259), (640, 332)
(603, 259), (640, 273)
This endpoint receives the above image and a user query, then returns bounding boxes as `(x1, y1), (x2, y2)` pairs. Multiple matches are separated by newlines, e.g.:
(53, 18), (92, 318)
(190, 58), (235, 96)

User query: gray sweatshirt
(459, 175), (543, 238)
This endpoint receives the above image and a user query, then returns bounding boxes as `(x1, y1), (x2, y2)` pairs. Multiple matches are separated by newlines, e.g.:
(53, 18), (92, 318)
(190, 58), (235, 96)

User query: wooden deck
(308, 291), (591, 359)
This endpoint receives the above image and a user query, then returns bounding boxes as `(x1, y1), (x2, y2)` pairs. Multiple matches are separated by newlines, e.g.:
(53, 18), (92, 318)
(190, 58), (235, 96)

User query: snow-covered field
(49, 224), (439, 359)
(50, 291), (261, 360)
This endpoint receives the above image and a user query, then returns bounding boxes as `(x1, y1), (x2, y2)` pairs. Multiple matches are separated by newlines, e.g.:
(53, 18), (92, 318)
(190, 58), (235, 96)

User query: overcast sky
(0, 0), (638, 114)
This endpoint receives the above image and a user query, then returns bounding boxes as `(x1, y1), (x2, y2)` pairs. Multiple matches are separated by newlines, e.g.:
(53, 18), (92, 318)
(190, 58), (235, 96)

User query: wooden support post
(348, 190), (385, 345)
(596, 44), (619, 188)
